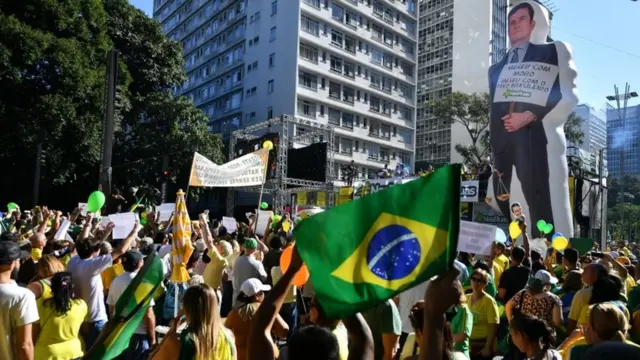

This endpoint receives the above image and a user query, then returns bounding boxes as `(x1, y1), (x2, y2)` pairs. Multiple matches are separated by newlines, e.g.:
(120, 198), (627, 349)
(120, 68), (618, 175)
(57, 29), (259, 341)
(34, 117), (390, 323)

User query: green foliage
(429, 92), (491, 165)
(607, 176), (640, 241)
(565, 112), (585, 146)
(0, 0), (224, 207)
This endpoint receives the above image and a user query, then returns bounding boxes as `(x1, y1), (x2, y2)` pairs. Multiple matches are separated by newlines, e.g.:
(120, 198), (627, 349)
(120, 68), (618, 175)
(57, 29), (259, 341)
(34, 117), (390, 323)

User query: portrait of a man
(488, 1), (578, 238)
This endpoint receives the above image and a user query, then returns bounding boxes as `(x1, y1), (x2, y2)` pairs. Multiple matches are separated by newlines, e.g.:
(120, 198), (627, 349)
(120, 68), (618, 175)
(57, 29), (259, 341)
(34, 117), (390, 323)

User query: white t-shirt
(107, 272), (155, 335)
(157, 244), (172, 259)
(398, 279), (431, 334)
(67, 254), (113, 323)
(0, 281), (39, 360)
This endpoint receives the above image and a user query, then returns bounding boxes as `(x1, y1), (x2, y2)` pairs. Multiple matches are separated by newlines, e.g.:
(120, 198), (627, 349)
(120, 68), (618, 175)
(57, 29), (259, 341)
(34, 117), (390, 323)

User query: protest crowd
(2, 167), (640, 360)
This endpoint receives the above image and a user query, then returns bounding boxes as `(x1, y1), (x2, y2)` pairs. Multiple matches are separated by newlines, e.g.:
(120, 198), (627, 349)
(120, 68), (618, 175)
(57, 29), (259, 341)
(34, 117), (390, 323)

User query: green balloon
(544, 223), (554, 235)
(7, 202), (18, 211)
(536, 220), (546, 232)
(260, 202), (268, 209)
(87, 191), (106, 213)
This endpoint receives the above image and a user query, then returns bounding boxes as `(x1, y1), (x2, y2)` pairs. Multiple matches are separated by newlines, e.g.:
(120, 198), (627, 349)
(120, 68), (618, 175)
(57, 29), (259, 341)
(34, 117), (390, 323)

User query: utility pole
(99, 49), (119, 195)
(161, 155), (169, 203)
(32, 143), (43, 206)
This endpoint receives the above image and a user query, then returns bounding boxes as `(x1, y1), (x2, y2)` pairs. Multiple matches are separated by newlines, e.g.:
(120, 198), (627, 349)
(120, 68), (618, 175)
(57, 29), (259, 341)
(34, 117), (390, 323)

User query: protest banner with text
(188, 148), (269, 187)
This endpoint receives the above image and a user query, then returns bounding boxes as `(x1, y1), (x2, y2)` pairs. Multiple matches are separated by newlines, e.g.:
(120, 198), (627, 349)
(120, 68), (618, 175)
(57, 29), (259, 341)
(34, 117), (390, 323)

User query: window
(342, 112), (354, 128)
(381, 124), (391, 138)
(370, 96), (381, 112)
(380, 148), (390, 162)
(271, 1), (277, 15)
(400, 83), (413, 99)
(328, 108), (341, 125)
(269, 53), (275, 67)
(344, 36), (356, 53)
(298, 71), (318, 90)
(383, 31), (393, 46)
(268, 79), (274, 93)
(371, 48), (383, 64)
(343, 87), (355, 104)
(246, 86), (257, 96)
(299, 43), (318, 63)
(340, 138), (353, 154)
(399, 152), (410, 165)
(301, 15), (319, 35)
(330, 55), (343, 73)
(331, 30), (344, 47)
(304, 0), (321, 8)
(345, 11), (358, 28)
(267, 106), (273, 120)
(298, 99), (316, 118)
(270, 26), (277, 41)
(332, 3), (344, 20)
(344, 61), (355, 78)
(383, 53), (393, 69)
(372, 24), (383, 41)
(329, 82), (341, 99)
(370, 73), (381, 88)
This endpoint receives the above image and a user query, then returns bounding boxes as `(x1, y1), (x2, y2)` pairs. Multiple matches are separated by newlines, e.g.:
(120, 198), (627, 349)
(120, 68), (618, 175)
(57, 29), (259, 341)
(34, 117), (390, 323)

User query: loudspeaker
(287, 143), (327, 182)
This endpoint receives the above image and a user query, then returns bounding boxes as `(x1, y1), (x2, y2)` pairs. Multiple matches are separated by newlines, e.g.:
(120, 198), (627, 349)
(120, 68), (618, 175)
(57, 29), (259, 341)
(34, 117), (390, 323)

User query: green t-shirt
(363, 299), (402, 360)
(450, 304), (473, 358)
(628, 285), (640, 314)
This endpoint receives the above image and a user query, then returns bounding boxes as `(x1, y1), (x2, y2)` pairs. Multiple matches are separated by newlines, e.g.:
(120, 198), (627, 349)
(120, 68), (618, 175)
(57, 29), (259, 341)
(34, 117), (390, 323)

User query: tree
(429, 92), (491, 166)
(429, 92), (586, 166)
(564, 112), (585, 146)
(0, 0), (225, 208)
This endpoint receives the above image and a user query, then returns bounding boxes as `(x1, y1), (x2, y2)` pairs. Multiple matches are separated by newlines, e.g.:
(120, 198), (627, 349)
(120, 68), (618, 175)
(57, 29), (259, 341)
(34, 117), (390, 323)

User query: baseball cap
(0, 241), (21, 265)
(240, 278), (271, 297)
(534, 270), (558, 285)
(243, 238), (258, 250)
(122, 250), (144, 272)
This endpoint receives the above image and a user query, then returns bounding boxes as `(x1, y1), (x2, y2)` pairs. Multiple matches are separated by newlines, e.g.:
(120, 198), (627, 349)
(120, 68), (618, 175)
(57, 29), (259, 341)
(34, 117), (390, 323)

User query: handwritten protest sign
(493, 62), (559, 106)
(458, 221), (498, 256)
(156, 203), (175, 222)
(189, 149), (269, 188)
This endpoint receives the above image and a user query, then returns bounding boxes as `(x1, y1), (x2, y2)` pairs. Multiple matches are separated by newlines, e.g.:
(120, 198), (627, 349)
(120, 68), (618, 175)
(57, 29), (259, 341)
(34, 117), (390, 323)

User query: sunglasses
(470, 277), (485, 283)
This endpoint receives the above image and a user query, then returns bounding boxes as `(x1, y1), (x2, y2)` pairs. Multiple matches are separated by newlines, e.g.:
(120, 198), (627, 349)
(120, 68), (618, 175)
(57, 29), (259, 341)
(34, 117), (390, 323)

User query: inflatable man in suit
(488, 1), (578, 238)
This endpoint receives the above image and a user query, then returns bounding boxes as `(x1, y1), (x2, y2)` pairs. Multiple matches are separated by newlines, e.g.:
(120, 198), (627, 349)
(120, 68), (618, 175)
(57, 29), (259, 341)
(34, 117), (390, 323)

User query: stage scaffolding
(226, 114), (335, 215)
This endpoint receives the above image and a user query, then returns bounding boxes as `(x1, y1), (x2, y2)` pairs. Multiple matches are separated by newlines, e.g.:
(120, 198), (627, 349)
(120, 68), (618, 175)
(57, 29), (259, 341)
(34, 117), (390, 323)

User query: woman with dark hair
(33, 272), (88, 360)
(505, 270), (563, 332)
(509, 313), (560, 360)
(27, 255), (65, 308)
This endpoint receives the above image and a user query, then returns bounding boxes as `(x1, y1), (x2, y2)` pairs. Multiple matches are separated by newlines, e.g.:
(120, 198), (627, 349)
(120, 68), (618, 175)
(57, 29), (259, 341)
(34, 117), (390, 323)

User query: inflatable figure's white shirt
(486, 0), (578, 241)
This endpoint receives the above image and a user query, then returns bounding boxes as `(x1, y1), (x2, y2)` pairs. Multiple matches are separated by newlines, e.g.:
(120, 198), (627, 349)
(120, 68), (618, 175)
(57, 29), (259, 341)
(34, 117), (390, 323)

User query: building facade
(569, 104), (607, 175)
(607, 104), (640, 177)
(153, 0), (418, 183)
(415, 0), (508, 167)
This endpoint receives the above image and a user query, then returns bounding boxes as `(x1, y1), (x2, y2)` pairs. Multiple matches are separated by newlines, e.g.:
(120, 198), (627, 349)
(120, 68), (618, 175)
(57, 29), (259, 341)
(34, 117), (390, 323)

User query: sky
(130, 0), (640, 115)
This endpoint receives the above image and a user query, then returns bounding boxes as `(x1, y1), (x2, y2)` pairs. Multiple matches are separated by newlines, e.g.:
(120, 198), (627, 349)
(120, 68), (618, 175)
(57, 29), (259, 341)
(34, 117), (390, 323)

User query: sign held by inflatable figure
(352, 177), (479, 202)
(487, 0), (578, 239)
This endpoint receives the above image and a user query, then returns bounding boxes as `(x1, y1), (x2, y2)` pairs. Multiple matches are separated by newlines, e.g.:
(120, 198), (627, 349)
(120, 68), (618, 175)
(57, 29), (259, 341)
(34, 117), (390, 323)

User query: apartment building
(154, 0), (418, 182)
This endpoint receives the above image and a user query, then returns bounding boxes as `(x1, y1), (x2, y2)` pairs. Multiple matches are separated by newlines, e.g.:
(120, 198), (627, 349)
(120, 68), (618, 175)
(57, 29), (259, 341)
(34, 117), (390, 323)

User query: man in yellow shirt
(566, 263), (608, 333)
(202, 240), (232, 294)
(492, 242), (509, 286)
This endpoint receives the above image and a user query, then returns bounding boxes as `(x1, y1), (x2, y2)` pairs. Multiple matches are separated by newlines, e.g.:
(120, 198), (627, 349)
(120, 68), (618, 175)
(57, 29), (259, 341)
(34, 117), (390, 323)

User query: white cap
(240, 278), (271, 297)
(534, 270), (558, 285)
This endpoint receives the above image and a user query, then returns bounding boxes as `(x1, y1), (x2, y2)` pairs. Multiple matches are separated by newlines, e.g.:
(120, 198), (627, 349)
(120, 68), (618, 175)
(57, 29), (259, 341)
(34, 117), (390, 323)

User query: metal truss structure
(226, 115), (335, 215)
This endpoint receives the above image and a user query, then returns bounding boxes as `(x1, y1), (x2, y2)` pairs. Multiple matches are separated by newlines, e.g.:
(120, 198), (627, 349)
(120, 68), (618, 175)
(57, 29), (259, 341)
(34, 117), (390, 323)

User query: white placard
(254, 209), (272, 237)
(457, 221), (498, 256)
(188, 148), (269, 188)
(98, 217), (111, 230)
(222, 217), (238, 232)
(529, 238), (549, 256)
(54, 219), (71, 241)
(78, 203), (88, 216)
(109, 212), (137, 239)
(493, 62), (559, 106)
(156, 203), (175, 222)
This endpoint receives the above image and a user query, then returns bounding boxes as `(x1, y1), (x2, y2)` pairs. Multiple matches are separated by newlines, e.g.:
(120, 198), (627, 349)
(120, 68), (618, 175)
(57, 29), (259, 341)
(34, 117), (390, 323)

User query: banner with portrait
(188, 148), (269, 187)
(486, 0), (578, 238)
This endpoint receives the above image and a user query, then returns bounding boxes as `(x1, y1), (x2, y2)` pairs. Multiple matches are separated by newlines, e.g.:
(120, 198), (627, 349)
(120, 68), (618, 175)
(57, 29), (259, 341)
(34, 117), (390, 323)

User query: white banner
(493, 61), (559, 107)
(189, 148), (269, 188)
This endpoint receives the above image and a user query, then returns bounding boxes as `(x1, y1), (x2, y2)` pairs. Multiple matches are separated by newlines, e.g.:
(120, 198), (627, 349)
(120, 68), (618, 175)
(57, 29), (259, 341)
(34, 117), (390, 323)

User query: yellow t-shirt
(577, 301), (631, 327)
(271, 266), (296, 304)
(35, 280), (54, 315)
(493, 254), (510, 286)
(101, 263), (125, 292)
(568, 287), (592, 321)
(626, 276), (636, 296)
(203, 248), (228, 290)
(467, 293), (499, 339)
(34, 299), (88, 360)
(332, 322), (350, 360)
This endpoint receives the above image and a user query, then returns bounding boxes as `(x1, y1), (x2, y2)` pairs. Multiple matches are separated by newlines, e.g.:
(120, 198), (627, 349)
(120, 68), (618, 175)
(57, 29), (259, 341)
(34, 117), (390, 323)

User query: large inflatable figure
(486, 1), (578, 238)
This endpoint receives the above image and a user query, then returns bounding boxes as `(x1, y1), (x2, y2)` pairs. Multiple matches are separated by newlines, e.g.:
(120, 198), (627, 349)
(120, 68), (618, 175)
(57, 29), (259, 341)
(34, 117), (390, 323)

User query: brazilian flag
(86, 253), (164, 360)
(294, 164), (461, 318)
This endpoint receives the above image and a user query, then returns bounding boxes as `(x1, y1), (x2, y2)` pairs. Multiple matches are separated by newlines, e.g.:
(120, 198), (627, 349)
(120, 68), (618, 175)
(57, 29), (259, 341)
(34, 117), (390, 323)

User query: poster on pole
(188, 148), (269, 188)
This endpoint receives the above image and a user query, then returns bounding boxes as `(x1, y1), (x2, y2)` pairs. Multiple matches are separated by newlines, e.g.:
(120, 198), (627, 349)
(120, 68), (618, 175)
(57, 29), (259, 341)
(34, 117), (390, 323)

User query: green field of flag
(87, 253), (164, 360)
(294, 164), (461, 318)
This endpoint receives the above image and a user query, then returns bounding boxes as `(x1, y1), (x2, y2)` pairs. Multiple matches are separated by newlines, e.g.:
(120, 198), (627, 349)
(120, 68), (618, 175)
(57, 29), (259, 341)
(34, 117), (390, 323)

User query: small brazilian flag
(294, 164), (461, 318)
(87, 253), (164, 360)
